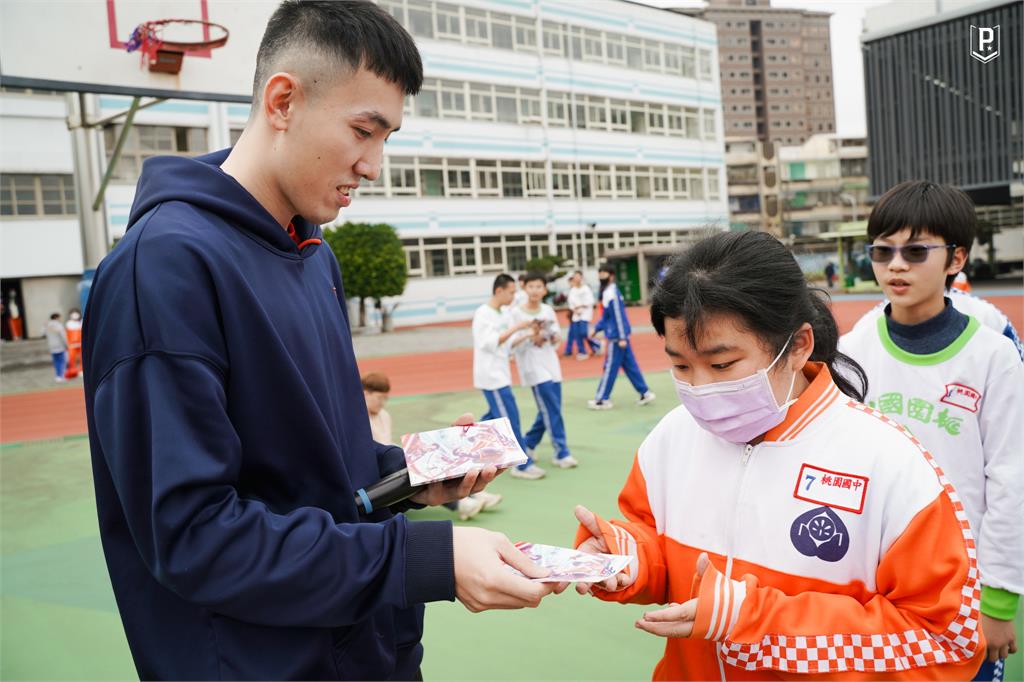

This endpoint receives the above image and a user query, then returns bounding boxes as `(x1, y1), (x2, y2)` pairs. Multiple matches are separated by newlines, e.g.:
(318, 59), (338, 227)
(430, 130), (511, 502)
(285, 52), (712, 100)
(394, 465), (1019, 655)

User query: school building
(0, 0), (727, 333)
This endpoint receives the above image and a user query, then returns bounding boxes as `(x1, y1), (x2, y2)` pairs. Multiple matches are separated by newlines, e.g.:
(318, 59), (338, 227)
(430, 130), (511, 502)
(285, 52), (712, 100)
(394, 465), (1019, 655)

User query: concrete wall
(20, 275), (80, 339)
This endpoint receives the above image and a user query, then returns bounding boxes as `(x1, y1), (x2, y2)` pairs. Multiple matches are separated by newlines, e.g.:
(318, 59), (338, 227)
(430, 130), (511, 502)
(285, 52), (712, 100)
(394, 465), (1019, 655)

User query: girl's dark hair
(651, 231), (868, 402)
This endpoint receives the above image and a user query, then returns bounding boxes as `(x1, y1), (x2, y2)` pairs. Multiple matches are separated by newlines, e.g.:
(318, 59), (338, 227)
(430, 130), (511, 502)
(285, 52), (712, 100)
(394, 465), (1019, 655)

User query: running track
(3, 296), (1020, 444)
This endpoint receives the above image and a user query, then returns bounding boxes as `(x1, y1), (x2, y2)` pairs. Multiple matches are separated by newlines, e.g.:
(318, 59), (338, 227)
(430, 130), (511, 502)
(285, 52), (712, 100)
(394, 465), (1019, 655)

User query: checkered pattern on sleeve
(718, 402), (981, 674)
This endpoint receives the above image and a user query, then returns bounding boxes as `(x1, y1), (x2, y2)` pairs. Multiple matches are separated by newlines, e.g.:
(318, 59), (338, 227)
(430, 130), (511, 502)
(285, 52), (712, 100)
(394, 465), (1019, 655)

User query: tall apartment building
(1, 0), (728, 332)
(678, 0), (835, 146)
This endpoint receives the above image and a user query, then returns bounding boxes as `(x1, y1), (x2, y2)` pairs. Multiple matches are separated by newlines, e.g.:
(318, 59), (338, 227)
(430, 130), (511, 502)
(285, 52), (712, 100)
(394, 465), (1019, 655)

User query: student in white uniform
(508, 272), (576, 475)
(563, 270), (600, 360)
(839, 182), (1023, 681)
(473, 273), (536, 472)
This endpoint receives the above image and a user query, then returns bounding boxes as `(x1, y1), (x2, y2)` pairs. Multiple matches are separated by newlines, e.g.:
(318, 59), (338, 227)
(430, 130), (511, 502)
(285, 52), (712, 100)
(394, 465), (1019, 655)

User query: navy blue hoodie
(83, 149), (454, 680)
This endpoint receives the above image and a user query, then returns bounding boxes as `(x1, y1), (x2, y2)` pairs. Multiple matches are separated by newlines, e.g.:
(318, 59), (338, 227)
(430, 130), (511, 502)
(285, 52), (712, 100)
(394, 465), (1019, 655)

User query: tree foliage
(323, 222), (407, 301)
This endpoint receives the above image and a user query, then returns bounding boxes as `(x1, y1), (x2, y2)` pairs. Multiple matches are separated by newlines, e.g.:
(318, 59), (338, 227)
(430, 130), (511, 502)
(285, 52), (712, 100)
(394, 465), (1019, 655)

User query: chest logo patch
(791, 506), (850, 562)
(940, 383), (982, 412)
(793, 464), (868, 514)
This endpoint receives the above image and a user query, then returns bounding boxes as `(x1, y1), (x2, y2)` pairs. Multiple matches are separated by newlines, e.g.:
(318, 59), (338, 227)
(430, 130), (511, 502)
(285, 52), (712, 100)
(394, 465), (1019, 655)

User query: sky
(637, 0), (891, 138)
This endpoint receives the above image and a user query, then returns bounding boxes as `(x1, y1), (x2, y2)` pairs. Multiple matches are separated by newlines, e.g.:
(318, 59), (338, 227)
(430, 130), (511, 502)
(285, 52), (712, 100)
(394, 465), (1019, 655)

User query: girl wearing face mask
(571, 231), (987, 680)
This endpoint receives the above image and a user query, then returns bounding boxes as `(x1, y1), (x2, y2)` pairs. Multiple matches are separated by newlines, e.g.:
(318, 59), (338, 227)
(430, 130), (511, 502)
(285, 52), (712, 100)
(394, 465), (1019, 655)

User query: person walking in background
(64, 308), (83, 379)
(7, 290), (23, 340)
(508, 273), (575, 473)
(824, 261), (837, 289)
(43, 312), (68, 383)
(589, 263), (655, 410)
(563, 270), (600, 360)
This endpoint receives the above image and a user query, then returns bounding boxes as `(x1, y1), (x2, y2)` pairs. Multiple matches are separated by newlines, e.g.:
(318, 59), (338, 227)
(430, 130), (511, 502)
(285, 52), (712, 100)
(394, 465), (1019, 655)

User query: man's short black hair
(50, 312), (60, 320)
(867, 181), (976, 288)
(253, 0), (423, 105)
(523, 272), (548, 286)
(598, 263), (616, 276)
(492, 273), (515, 293)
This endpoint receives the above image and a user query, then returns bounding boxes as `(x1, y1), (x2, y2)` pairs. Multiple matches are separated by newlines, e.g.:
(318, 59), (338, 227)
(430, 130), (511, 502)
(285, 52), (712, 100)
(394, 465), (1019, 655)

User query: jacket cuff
(980, 585), (1020, 621)
(404, 520), (455, 605)
(689, 561), (747, 641)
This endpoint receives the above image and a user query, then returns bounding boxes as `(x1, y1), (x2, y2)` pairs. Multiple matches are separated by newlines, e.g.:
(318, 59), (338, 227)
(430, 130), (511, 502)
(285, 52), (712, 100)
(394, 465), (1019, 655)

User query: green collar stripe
(876, 314), (980, 365)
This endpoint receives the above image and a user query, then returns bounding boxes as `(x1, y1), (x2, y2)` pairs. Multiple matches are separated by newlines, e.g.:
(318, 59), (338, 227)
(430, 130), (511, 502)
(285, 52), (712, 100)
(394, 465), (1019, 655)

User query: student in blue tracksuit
(81, 3), (556, 680)
(589, 263), (656, 410)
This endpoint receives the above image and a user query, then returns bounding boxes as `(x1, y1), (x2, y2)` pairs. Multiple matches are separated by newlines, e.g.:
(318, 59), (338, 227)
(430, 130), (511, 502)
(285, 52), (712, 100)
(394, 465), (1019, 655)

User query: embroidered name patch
(793, 464), (869, 514)
(940, 383), (982, 412)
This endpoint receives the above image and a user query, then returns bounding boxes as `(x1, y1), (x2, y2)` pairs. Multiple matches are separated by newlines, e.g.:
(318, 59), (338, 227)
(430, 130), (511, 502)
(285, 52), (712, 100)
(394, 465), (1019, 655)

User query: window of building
(103, 124), (207, 180)
(451, 237), (477, 274)
(0, 174), (77, 216)
(439, 80), (466, 118)
(419, 157), (444, 196)
(406, 0), (434, 38)
(541, 21), (565, 55)
(434, 2), (461, 40)
(525, 162), (547, 198)
(464, 8), (490, 45)
(513, 16), (536, 51)
(490, 11), (514, 49)
(424, 237), (450, 277)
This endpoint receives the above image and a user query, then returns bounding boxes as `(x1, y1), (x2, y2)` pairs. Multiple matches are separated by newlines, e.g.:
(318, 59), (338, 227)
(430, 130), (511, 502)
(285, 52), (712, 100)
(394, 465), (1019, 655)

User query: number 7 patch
(793, 464), (869, 514)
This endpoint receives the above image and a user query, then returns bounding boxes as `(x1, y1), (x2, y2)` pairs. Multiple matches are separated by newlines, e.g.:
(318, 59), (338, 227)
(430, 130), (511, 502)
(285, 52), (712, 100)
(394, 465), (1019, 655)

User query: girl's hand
(634, 553), (710, 638)
(574, 505), (634, 595)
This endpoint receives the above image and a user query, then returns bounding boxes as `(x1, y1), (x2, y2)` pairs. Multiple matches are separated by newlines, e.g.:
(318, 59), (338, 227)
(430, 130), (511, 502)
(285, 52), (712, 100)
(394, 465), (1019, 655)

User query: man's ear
(262, 72), (301, 132)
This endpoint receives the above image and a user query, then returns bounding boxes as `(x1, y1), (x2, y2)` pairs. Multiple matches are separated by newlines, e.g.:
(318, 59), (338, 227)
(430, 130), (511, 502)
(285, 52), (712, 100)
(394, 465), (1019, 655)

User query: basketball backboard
(0, 1), (277, 102)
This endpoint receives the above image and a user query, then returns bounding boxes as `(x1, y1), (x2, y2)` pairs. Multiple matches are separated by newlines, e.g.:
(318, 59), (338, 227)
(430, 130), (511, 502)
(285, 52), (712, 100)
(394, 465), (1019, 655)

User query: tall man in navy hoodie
(82, 2), (556, 679)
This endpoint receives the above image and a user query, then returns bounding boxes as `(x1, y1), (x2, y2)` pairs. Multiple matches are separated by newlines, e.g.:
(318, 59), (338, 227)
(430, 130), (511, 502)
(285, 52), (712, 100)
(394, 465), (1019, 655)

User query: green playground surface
(3, 372), (1021, 680)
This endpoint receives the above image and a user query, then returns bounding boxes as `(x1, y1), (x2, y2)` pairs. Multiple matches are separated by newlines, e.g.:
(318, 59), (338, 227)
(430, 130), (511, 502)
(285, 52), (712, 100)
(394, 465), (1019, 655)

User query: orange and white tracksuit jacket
(576, 363), (985, 680)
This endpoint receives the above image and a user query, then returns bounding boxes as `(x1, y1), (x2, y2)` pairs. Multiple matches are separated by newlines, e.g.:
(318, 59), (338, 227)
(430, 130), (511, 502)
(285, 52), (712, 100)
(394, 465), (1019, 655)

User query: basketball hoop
(125, 19), (229, 74)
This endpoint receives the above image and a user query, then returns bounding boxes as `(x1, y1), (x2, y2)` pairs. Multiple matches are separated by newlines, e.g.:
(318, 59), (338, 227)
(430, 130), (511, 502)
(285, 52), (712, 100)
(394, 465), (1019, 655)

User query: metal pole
(67, 93), (108, 269)
(92, 96), (142, 211)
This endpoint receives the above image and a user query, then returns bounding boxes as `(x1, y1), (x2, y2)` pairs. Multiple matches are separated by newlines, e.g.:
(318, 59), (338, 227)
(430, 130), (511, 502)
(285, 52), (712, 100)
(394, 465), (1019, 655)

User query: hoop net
(125, 18), (229, 67)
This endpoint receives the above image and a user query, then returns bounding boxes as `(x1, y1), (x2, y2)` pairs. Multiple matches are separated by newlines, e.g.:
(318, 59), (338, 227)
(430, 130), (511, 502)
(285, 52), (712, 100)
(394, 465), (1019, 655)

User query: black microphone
(354, 468), (424, 514)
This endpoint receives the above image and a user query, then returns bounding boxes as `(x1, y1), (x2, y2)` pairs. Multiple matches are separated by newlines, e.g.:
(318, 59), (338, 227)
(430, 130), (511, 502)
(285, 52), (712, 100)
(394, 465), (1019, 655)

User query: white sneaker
(575, 353), (588, 361)
(55, 376), (66, 383)
(457, 496), (485, 521)
(587, 399), (614, 410)
(636, 391), (656, 406)
(508, 463), (546, 480)
(552, 455), (578, 469)
(472, 491), (503, 510)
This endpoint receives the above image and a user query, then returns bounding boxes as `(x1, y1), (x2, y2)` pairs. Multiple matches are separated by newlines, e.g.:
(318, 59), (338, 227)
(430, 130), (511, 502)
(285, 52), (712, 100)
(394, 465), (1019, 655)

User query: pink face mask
(672, 337), (798, 444)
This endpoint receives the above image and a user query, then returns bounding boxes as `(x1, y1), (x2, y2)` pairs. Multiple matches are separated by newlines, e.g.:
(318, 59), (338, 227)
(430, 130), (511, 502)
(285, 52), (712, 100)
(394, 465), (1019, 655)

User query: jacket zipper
(717, 443), (756, 682)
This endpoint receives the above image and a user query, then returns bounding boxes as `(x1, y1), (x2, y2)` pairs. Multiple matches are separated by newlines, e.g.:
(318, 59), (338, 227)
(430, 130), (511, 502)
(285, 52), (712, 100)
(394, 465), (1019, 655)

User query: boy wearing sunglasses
(840, 181), (1023, 681)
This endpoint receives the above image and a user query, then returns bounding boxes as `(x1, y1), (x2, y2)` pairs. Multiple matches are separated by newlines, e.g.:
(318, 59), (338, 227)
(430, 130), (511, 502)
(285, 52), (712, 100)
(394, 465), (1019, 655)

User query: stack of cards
(402, 418), (528, 486)
(510, 542), (631, 583)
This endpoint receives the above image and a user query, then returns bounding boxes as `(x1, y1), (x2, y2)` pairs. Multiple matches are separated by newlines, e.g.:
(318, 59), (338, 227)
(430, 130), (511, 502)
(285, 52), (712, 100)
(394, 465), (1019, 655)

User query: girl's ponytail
(807, 291), (868, 402)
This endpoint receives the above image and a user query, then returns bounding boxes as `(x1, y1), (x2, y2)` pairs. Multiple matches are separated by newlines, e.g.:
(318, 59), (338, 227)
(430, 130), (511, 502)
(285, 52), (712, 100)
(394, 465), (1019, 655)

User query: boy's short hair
(492, 273), (515, 293)
(361, 372), (390, 393)
(523, 271), (548, 286)
(50, 312), (60, 320)
(598, 263), (616, 276)
(868, 181), (976, 286)
(253, 0), (423, 107)
(572, 270), (583, 278)
(517, 274), (527, 283)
